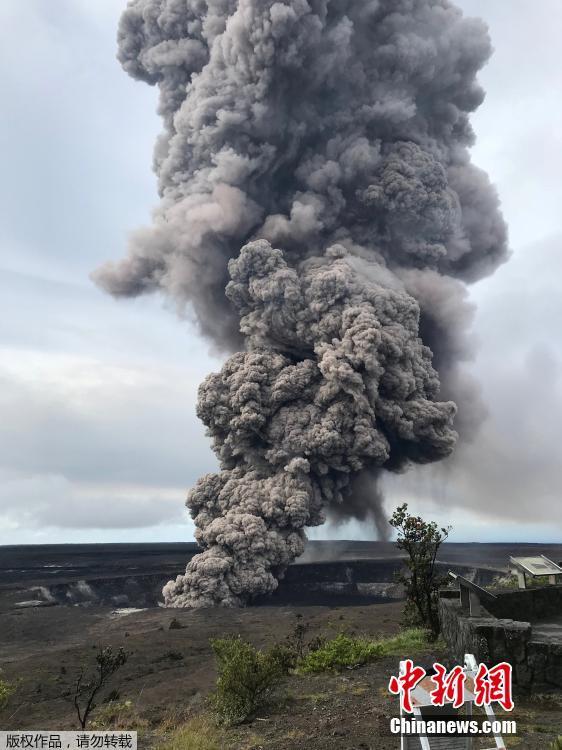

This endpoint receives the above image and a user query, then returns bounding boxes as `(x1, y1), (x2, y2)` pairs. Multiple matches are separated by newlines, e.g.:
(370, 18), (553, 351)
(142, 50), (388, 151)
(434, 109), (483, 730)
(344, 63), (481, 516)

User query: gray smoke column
(93, 0), (508, 607)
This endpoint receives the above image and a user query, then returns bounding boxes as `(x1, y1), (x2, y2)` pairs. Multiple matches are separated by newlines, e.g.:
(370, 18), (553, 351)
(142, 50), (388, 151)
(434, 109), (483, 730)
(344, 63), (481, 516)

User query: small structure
(509, 555), (562, 589)
(448, 572), (497, 617)
(439, 563), (562, 690)
(399, 653), (506, 749)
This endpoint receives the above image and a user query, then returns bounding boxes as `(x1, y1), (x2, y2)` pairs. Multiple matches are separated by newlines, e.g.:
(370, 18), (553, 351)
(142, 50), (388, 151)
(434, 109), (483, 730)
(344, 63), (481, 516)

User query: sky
(0, 0), (561, 546)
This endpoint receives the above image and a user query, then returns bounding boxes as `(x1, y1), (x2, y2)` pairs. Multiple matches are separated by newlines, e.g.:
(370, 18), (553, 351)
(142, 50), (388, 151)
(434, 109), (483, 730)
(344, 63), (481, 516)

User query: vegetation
(209, 636), (284, 725)
(530, 575), (552, 587)
(296, 633), (380, 674)
(162, 624), (433, 743)
(490, 572), (519, 590)
(207, 618), (433, 724)
(551, 738), (562, 750)
(89, 699), (148, 731)
(156, 715), (225, 750)
(71, 646), (128, 729)
(266, 614), (326, 674)
(0, 671), (15, 711)
(370, 628), (434, 657)
(284, 614), (317, 661)
(390, 503), (451, 640)
(489, 571), (555, 591)
(297, 628), (431, 674)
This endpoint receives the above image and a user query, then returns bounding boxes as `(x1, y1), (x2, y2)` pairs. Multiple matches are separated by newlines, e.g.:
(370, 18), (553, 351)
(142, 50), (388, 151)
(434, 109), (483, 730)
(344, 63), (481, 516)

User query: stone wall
(485, 585), (562, 622)
(439, 596), (532, 683)
(438, 594), (562, 690)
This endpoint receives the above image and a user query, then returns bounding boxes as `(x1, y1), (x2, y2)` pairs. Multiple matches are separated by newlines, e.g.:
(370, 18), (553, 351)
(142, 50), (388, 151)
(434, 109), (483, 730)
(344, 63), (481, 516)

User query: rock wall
(439, 593), (562, 690)
(485, 585), (562, 622)
(22, 559), (498, 609)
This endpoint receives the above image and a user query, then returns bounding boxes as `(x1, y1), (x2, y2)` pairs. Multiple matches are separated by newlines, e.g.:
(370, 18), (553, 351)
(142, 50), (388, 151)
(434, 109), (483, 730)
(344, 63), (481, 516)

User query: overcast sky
(1, 0), (561, 546)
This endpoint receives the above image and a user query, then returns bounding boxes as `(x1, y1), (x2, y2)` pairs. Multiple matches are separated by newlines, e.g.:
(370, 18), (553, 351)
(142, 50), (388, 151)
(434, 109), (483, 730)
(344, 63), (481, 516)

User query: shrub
(267, 643), (298, 675)
(0, 672), (15, 711)
(490, 571), (560, 591)
(209, 636), (283, 725)
(372, 628), (433, 657)
(297, 628), (431, 674)
(297, 633), (382, 674)
(390, 503), (451, 640)
(157, 706), (192, 734)
(490, 573), (519, 590)
(551, 738), (562, 750)
(89, 699), (148, 731)
(286, 614), (311, 661)
(156, 715), (224, 750)
(264, 615), (328, 675)
(71, 646), (128, 729)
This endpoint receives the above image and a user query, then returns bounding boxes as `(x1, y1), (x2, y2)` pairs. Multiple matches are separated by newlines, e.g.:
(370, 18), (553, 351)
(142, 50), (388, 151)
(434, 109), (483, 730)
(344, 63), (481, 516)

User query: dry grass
(155, 714), (225, 750)
(89, 700), (149, 731)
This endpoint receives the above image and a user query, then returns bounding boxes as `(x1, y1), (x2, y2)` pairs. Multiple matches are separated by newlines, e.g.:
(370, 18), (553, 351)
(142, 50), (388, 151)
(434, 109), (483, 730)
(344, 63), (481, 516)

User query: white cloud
(0, 348), (212, 482)
(0, 471), (186, 531)
(0, 327), (219, 541)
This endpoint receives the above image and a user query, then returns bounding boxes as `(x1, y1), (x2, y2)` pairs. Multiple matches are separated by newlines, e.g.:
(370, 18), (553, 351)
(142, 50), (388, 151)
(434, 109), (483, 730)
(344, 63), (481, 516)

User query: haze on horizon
(0, 0), (561, 546)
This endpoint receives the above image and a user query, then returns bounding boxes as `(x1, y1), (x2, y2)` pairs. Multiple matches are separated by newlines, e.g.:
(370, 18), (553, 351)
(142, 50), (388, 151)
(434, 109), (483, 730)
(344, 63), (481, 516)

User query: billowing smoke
(93, 0), (508, 607)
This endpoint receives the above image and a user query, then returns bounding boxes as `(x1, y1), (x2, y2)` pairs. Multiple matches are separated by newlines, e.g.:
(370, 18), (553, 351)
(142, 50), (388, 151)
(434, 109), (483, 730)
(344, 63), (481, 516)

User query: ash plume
(93, 0), (508, 607)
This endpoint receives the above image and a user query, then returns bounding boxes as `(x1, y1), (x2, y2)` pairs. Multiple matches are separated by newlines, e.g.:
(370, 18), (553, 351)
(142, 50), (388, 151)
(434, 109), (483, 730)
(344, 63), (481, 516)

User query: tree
(72, 646), (128, 729)
(390, 503), (451, 640)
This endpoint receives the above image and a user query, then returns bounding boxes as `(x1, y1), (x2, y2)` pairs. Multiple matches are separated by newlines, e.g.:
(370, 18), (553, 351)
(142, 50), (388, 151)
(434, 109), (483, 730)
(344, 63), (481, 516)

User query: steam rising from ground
(94, 0), (508, 606)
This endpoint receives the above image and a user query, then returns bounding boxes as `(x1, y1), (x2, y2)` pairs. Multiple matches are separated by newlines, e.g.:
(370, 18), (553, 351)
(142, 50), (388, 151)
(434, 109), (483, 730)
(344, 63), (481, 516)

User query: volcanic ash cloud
(93, 0), (508, 607)
(162, 240), (457, 606)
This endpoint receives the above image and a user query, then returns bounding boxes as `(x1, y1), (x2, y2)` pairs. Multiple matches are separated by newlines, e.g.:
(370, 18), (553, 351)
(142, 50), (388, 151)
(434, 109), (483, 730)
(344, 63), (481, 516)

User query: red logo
(388, 659), (426, 714)
(388, 660), (514, 713)
(474, 662), (514, 712)
(430, 663), (466, 709)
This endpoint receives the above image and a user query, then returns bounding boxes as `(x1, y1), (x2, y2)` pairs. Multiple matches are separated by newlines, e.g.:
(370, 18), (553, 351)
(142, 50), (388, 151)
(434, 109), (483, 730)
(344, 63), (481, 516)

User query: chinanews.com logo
(385, 658), (518, 742)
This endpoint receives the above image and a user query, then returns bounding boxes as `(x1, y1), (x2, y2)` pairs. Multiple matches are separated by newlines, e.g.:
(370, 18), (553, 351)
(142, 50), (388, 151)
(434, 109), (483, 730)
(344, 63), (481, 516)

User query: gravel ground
(1, 598), (560, 748)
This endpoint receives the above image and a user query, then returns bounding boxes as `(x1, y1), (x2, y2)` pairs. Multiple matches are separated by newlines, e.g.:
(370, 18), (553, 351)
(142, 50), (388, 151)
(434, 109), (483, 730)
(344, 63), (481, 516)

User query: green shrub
(267, 643), (298, 675)
(266, 615), (326, 675)
(297, 628), (431, 674)
(373, 628), (433, 657)
(0, 673), (15, 711)
(550, 737), (562, 750)
(209, 636), (283, 725)
(297, 633), (382, 674)
(156, 715), (224, 750)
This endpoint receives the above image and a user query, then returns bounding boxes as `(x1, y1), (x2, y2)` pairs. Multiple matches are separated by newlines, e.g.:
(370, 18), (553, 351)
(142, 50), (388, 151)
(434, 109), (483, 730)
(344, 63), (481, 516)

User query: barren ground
(1, 597), (561, 749)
